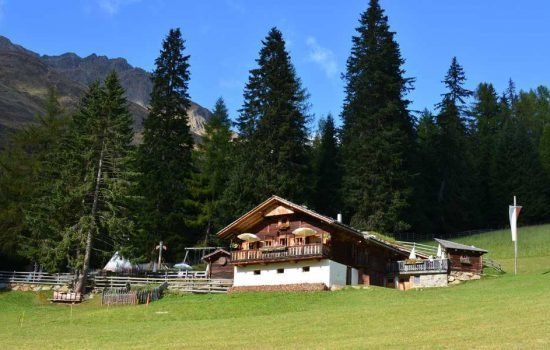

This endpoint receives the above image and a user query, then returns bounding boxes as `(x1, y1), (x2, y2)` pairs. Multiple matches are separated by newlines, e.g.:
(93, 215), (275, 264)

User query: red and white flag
(509, 205), (522, 242)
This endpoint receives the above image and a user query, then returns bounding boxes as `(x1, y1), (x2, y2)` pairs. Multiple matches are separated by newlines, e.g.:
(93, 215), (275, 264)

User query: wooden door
(346, 266), (352, 285)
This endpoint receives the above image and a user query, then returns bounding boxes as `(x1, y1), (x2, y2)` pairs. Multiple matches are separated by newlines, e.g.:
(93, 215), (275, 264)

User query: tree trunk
(75, 144), (105, 293)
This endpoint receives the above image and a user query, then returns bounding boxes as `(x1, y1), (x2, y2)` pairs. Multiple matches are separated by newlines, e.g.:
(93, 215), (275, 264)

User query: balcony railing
(387, 259), (448, 274)
(231, 243), (330, 263)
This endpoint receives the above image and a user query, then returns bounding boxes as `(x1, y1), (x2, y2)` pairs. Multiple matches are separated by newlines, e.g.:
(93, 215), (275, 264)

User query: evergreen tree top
(236, 26), (309, 138)
(142, 27), (193, 153)
(438, 57), (472, 108)
(150, 28), (191, 112)
(210, 97), (231, 129)
(343, 0), (412, 113)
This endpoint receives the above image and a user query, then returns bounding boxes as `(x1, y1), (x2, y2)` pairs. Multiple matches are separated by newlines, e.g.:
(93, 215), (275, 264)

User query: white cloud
(306, 36), (338, 79)
(98, 0), (140, 16)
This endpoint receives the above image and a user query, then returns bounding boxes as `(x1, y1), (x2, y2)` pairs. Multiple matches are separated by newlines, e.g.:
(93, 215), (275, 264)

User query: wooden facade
(202, 249), (233, 279)
(447, 251), (484, 274)
(434, 238), (488, 275)
(217, 196), (411, 287)
(227, 211), (371, 272)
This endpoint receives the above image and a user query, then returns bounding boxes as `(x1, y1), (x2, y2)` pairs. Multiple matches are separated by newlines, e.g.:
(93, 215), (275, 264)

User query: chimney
(337, 213), (342, 223)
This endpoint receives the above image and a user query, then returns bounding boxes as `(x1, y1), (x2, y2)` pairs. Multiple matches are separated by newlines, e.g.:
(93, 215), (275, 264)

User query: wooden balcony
(231, 243), (330, 265)
(387, 259), (449, 275)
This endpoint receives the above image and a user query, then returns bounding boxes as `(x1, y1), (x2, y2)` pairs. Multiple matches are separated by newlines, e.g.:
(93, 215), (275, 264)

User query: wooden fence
(0, 270), (232, 294)
(93, 272), (207, 288)
(101, 282), (169, 305)
(94, 275), (232, 293)
(0, 271), (75, 285)
(395, 241), (438, 257)
(169, 279), (233, 294)
(483, 257), (503, 273)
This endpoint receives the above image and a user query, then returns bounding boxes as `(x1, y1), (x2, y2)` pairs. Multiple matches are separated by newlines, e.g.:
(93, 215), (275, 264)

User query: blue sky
(1, 0), (549, 127)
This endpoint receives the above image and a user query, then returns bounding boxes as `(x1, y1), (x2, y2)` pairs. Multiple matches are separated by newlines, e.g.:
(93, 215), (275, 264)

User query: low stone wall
(2, 283), (71, 292)
(448, 271), (481, 285)
(412, 273), (448, 288)
(229, 283), (328, 293)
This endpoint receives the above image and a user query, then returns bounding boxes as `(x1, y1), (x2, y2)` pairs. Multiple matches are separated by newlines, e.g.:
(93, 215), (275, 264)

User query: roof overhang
(435, 238), (488, 254)
(217, 195), (350, 240)
(216, 195), (412, 255)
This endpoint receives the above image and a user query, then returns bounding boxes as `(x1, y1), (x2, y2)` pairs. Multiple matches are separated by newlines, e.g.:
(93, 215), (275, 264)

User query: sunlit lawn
(1, 225), (549, 349)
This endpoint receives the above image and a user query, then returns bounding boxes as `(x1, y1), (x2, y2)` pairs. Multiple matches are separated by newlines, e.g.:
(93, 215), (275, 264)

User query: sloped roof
(216, 195), (343, 239)
(434, 238), (488, 254)
(216, 195), (412, 256)
(202, 248), (230, 262)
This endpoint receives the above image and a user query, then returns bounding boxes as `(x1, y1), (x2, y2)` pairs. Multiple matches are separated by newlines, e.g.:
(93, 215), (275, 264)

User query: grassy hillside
(1, 225), (549, 349)
(426, 224), (550, 274)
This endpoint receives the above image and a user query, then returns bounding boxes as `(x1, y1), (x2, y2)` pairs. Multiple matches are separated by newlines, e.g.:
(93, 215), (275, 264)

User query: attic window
(277, 268), (284, 274)
(254, 270), (261, 275)
(302, 266), (310, 272)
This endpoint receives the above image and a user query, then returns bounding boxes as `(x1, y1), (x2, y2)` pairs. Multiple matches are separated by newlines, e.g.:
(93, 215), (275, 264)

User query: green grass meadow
(1, 225), (549, 349)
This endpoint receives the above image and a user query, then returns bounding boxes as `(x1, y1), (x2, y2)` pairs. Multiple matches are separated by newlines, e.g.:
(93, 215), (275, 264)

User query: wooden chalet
(217, 196), (418, 290)
(435, 238), (488, 275)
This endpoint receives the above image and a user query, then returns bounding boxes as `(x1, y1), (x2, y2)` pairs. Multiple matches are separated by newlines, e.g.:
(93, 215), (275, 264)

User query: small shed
(434, 238), (488, 275)
(202, 249), (233, 279)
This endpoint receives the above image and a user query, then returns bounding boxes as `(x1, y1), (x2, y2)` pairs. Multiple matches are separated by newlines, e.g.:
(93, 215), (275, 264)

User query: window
(279, 238), (287, 246)
(253, 270), (261, 275)
(460, 255), (472, 265)
(277, 268), (284, 274)
(262, 240), (272, 247)
(302, 266), (310, 272)
(295, 237), (304, 245)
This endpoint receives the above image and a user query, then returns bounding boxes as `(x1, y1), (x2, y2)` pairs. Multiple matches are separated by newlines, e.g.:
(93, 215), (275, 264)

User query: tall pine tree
(412, 109), (440, 234)
(225, 27), (311, 214)
(0, 88), (69, 268)
(540, 124), (550, 176)
(492, 87), (550, 224)
(137, 28), (195, 261)
(21, 73), (136, 291)
(493, 117), (550, 223)
(192, 97), (233, 244)
(70, 72), (136, 292)
(433, 57), (476, 232)
(311, 114), (342, 218)
(471, 83), (501, 225)
(341, 0), (415, 233)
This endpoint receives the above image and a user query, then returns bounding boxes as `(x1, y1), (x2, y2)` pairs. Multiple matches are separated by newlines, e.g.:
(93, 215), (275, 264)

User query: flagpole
(514, 196), (517, 275)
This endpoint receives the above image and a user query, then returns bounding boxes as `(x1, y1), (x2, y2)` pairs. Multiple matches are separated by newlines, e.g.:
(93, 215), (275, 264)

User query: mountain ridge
(0, 35), (210, 140)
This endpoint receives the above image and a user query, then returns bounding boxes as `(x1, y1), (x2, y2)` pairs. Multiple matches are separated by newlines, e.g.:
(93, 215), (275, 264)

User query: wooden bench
(49, 291), (83, 303)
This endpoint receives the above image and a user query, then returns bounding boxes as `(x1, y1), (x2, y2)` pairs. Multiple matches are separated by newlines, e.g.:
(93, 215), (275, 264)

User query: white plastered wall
(233, 259), (358, 287)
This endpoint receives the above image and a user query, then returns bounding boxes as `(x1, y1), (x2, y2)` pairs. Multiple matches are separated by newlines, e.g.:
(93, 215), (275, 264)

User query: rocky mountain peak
(0, 36), (38, 57)
(0, 35), (211, 139)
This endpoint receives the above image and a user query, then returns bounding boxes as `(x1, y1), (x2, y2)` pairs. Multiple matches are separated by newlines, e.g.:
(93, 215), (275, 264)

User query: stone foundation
(448, 271), (481, 285)
(2, 283), (71, 292)
(412, 273), (448, 288)
(229, 283), (328, 293)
